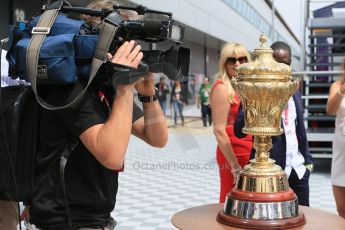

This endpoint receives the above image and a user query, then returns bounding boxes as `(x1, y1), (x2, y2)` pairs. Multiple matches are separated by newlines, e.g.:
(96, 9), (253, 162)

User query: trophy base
(217, 210), (306, 230)
(216, 189), (306, 229)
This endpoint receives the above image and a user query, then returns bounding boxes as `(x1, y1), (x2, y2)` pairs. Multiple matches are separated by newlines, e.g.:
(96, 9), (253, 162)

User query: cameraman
(27, 3), (168, 230)
(29, 42), (167, 230)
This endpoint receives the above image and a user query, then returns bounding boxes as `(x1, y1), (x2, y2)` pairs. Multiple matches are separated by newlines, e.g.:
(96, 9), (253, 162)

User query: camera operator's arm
(80, 41), (143, 170)
(132, 73), (168, 147)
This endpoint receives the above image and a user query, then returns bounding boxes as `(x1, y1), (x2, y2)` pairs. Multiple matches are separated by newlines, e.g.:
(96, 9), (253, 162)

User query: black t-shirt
(30, 83), (143, 229)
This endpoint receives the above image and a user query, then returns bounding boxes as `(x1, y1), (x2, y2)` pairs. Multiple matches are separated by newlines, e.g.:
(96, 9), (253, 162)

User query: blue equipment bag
(6, 1), (147, 110)
(7, 14), (94, 84)
(6, 2), (119, 110)
(16, 33), (78, 84)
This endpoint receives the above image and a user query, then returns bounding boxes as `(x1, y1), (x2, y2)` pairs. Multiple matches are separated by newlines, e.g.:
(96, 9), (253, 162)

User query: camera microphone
(120, 19), (163, 41)
(118, 19), (183, 43)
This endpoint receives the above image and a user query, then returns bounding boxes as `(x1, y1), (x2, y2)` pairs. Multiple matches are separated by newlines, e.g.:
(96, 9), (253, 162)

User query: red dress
(212, 80), (252, 203)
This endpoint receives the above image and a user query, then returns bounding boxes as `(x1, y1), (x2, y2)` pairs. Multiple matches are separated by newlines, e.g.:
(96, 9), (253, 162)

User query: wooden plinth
(171, 204), (345, 230)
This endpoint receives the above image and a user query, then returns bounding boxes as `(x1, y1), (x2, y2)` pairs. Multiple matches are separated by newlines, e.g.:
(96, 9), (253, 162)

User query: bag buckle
(32, 27), (51, 35)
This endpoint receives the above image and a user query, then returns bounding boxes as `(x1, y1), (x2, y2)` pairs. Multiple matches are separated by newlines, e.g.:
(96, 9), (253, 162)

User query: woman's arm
(327, 80), (344, 115)
(211, 84), (241, 172)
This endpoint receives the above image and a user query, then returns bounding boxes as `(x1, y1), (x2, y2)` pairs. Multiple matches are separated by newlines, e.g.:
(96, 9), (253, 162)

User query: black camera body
(63, 3), (190, 83)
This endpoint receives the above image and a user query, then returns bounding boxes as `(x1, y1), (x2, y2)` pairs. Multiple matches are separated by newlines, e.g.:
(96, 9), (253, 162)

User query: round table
(171, 204), (345, 230)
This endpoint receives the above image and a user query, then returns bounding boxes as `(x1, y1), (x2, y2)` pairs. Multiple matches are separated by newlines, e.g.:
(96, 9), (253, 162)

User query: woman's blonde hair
(216, 42), (251, 103)
(81, 0), (140, 25)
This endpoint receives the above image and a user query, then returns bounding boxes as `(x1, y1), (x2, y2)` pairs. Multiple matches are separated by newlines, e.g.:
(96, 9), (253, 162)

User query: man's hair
(81, 0), (140, 25)
(270, 41), (291, 55)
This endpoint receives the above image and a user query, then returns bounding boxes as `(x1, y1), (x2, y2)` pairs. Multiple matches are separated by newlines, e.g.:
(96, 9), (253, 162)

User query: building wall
(130, 0), (301, 70)
(207, 46), (220, 78)
(0, 0), (11, 43)
(0, 0), (43, 48)
(0, 0), (301, 74)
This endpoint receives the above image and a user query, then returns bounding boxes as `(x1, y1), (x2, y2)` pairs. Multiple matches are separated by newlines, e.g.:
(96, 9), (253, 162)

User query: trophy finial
(259, 33), (267, 48)
(236, 33), (291, 76)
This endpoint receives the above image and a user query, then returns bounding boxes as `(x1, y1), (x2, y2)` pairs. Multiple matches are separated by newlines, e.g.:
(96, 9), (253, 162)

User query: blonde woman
(210, 42), (252, 203)
(326, 58), (345, 219)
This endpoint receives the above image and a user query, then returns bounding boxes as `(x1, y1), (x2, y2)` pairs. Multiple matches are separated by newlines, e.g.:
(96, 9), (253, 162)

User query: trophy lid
(236, 33), (291, 77)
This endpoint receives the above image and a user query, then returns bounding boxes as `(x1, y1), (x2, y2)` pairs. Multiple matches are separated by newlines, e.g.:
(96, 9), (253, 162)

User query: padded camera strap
(26, 8), (119, 110)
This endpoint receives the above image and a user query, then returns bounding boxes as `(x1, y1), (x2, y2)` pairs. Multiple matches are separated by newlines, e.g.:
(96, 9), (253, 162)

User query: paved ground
(112, 117), (338, 230)
(19, 105), (338, 229)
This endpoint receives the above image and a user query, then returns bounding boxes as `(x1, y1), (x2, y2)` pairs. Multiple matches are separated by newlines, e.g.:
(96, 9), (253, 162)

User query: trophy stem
(253, 135), (272, 164)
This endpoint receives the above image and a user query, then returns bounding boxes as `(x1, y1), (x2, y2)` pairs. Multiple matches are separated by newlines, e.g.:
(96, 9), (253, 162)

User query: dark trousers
(158, 99), (167, 116)
(288, 168), (310, 206)
(201, 103), (212, 127)
(173, 101), (184, 125)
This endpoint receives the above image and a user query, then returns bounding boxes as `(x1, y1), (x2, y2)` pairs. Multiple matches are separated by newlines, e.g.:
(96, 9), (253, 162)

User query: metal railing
(291, 70), (341, 157)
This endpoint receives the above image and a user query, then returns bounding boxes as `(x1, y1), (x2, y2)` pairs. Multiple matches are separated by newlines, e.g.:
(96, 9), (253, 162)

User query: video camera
(60, 2), (190, 83)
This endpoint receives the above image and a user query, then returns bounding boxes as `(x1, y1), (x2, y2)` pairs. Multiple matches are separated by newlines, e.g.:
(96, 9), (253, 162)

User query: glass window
(221, 0), (288, 48)
(237, 0), (243, 14)
(273, 31), (279, 42)
(241, 1), (247, 16)
(232, 0), (238, 10)
(249, 8), (255, 24)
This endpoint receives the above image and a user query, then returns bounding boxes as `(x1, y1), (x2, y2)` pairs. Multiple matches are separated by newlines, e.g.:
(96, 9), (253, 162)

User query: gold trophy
(216, 34), (306, 229)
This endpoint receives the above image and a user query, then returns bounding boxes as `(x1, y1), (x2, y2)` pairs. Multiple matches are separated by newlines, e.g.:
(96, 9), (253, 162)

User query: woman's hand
(231, 164), (241, 185)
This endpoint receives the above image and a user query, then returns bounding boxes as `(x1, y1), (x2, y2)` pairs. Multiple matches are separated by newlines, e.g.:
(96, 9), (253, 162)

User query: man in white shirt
(265, 41), (314, 206)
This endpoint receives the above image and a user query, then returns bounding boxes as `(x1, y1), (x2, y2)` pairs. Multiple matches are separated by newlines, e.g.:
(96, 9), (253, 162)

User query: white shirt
(1, 50), (28, 87)
(281, 97), (306, 179)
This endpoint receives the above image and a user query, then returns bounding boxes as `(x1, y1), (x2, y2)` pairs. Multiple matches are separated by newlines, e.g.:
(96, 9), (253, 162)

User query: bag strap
(26, 8), (119, 110)
(59, 141), (78, 227)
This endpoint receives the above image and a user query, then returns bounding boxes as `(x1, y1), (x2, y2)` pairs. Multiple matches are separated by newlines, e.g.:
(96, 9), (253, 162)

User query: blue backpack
(6, 1), (146, 110)
(7, 14), (92, 84)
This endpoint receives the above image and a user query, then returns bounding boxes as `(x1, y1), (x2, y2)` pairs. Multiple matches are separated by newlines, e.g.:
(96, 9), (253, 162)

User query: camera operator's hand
(135, 73), (155, 96)
(108, 40), (143, 73)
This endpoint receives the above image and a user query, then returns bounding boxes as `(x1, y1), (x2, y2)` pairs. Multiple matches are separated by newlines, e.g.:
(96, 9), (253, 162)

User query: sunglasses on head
(226, 56), (248, 65)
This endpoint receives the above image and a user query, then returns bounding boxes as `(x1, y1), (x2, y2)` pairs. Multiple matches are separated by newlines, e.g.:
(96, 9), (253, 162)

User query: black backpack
(0, 85), (39, 202)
